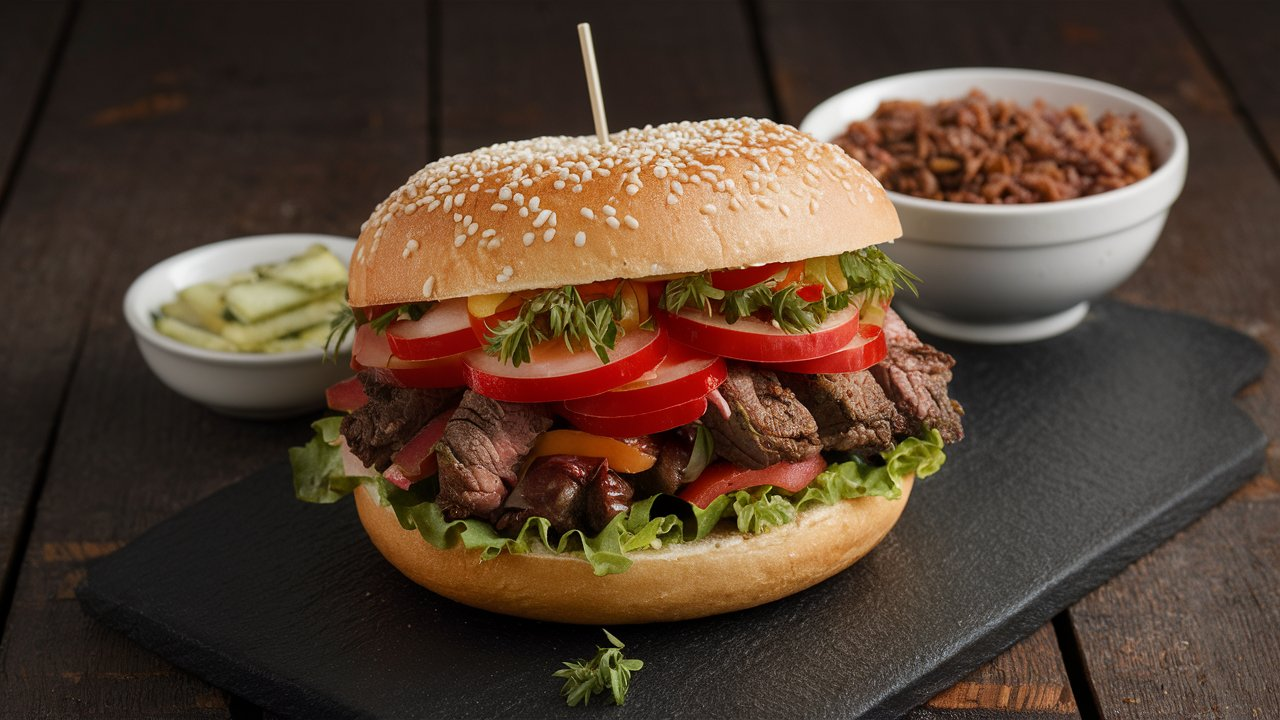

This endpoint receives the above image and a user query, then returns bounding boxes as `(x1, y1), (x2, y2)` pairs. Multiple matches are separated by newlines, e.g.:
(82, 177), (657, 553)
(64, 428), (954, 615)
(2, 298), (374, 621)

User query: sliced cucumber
(156, 316), (240, 352)
(178, 282), (229, 333)
(258, 244), (348, 290)
(224, 279), (319, 324)
(259, 322), (331, 353)
(160, 300), (204, 328)
(221, 294), (344, 350)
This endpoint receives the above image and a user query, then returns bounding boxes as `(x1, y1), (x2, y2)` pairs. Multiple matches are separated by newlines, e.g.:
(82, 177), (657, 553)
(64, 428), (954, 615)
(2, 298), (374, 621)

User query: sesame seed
(654, 165), (668, 179)
(455, 192), (465, 205)
(498, 187), (512, 200)
(580, 207), (595, 220)
(487, 237), (501, 249)
(548, 212), (557, 227)
(518, 207), (529, 217)
(529, 196), (540, 211)
(454, 235), (466, 247)
(626, 184), (640, 195)
(521, 178), (532, 187)
(553, 180), (565, 189)
(422, 276), (435, 297)
(523, 232), (535, 246)
(606, 216), (620, 229)
(667, 193), (678, 205)
(453, 213), (462, 222)
(574, 231), (586, 247)
(514, 193), (525, 205)
(543, 228), (556, 242)
(533, 209), (552, 227)
(672, 181), (683, 195)
(602, 205), (616, 216)
(779, 204), (791, 217)
(443, 196), (453, 212)
(482, 229), (496, 238)
(469, 183), (480, 192)
(572, 184), (583, 193)
(701, 204), (717, 215)
(468, 222), (479, 235)
(490, 203), (508, 211)
(623, 215), (639, 229)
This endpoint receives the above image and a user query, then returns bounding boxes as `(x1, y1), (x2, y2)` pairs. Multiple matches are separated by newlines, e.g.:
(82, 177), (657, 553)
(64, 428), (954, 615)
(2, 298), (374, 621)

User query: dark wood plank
(0, 0), (72, 609)
(0, 1), (69, 201)
(911, 625), (1077, 719)
(1183, 0), (1280, 163)
(760, 1), (1280, 717)
(0, 1), (427, 715)
(438, 0), (771, 155)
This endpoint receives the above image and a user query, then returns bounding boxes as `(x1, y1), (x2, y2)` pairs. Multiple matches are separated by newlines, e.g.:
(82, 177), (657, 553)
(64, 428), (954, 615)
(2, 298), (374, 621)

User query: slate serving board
(78, 301), (1268, 719)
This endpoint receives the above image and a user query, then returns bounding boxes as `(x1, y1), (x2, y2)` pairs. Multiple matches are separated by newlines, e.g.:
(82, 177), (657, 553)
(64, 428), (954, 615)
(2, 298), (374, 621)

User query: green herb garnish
(368, 302), (432, 333)
(484, 286), (626, 366)
(323, 301), (433, 361)
(323, 303), (356, 362)
(838, 247), (919, 297)
(659, 274), (724, 315)
(554, 630), (645, 707)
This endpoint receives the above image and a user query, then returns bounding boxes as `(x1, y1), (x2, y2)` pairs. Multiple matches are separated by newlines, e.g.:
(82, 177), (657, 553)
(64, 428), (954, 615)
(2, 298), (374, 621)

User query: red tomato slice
(678, 454), (828, 509)
(559, 395), (708, 438)
(384, 408), (455, 490)
(325, 376), (368, 412)
(386, 299), (480, 361)
(709, 262), (789, 291)
(352, 324), (466, 388)
(461, 326), (668, 403)
(662, 305), (859, 363)
(757, 323), (887, 374)
(796, 284), (825, 303)
(562, 342), (726, 417)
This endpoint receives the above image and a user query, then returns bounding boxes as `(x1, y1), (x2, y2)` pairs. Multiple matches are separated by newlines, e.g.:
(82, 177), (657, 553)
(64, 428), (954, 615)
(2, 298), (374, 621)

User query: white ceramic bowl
(123, 233), (356, 418)
(801, 68), (1188, 343)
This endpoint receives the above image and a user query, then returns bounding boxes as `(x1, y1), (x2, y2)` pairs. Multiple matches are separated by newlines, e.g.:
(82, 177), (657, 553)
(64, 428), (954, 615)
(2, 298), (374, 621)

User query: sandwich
(291, 118), (964, 624)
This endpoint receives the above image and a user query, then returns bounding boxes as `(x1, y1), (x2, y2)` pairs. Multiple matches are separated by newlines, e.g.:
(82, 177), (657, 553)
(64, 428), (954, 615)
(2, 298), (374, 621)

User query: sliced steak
(436, 391), (553, 521)
(497, 455), (632, 536)
(340, 370), (460, 471)
(632, 428), (695, 497)
(779, 371), (896, 453)
(870, 310), (965, 443)
(700, 363), (821, 469)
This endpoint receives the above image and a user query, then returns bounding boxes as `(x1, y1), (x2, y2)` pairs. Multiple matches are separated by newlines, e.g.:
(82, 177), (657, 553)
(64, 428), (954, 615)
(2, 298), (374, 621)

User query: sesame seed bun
(348, 118), (901, 306)
(353, 477), (912, 624)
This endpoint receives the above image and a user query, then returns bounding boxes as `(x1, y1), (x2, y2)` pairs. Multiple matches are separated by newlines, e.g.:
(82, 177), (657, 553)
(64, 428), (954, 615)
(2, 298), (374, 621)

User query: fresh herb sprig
(485, 286), (626, 366)
(322, 301), (433, 362)
(660, 274), (724, 315)
(553, 630), (644, 707)
(839, 247), (919, 297)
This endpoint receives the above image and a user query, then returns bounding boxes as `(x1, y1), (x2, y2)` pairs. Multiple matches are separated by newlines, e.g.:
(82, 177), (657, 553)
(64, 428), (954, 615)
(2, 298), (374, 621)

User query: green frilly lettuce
(290, 418), (946, 576)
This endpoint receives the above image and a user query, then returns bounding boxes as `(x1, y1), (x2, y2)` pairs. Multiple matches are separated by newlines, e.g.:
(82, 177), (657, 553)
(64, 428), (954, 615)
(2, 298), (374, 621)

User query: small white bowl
(801, 67), (1188, 343)
(123, 234), (356, 418)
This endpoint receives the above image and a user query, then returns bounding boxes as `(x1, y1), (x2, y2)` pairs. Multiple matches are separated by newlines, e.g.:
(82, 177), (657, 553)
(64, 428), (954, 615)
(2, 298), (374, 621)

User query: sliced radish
(562, 342), (726, 417)
(662, 304), (859, 363)
(756, 323), (887, 375)
(462, 326), (668, 403)
(353, 324), (466, 388)
(559, 395), (708, 438)
(386, 299), (480, 361)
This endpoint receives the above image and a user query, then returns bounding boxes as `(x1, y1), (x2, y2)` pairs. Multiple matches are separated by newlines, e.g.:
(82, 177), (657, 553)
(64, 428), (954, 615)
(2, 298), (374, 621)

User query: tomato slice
(384, 408), (455, 490)
(678, 454), (828, 509)
(524, 429), (657, 473)
(352, 325), (466, 388)
(559, 395), (708, 438)
(562, 342), (726, 417)
(662, 305), (859, 363)
(756, 323), (887, 374)
(709, 262), (789, 291)
(386, 299), (481, 361)
(462, 326), (668, 403)
(325, 376), (368, 412)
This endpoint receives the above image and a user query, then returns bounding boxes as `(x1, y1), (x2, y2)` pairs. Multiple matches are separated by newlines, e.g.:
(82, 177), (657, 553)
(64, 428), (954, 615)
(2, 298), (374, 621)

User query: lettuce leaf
(289, 423), (947, 576)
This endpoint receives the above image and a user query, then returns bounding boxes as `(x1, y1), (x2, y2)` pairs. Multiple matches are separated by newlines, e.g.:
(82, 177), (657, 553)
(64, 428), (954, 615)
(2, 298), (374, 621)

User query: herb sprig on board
(553, 630), (644, 707)
(484, 285), (626, 366)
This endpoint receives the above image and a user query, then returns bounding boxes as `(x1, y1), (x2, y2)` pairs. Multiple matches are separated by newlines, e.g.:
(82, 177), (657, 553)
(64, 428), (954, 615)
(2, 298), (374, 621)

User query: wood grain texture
(0, 1), (68, 201)
(0, 0), (72, 616)
(912, 625), (1078, 719)
(437, 0), (771, 155)
(0, 1), (427, 716)
(1182, 0), (1280, 165)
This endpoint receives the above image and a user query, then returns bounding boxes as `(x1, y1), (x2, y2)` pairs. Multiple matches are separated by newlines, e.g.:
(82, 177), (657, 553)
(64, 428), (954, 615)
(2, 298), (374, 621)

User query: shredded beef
(435, 391), (553, 521)
(870, 310), (965, 443)
(340, 371), (460, 471)
(779, 371), (896, 454)
(700, 364), (821, 469)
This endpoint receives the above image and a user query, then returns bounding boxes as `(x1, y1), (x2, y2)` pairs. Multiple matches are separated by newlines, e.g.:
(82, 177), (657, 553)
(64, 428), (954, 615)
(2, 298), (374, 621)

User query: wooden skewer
(577, 23), (609, 146)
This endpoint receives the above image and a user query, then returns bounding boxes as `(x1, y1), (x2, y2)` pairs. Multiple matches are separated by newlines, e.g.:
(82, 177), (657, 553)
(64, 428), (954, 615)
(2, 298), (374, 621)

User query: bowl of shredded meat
(801, 68), (1187, 343)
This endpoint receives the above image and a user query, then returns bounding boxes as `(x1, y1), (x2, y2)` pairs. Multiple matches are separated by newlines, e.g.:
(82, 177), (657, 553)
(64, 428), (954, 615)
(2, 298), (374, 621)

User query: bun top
(349, 118), (901, 306)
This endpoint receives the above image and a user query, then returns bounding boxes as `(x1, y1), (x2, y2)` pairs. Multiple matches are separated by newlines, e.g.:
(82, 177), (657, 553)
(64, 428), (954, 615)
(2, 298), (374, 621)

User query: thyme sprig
(839, 247), (919, 297)
(322, 301), (433, 362)
(484, 286), (625, 366)
(553, 630), (644, 707)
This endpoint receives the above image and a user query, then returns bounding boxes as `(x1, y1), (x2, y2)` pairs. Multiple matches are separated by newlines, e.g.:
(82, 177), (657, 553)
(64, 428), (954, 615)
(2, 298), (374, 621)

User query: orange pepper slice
(525, 429), (657, 473)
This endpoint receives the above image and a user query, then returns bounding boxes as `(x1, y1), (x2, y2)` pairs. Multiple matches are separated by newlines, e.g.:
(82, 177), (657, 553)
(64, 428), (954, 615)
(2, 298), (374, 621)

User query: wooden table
(0, 1), (1275, 717)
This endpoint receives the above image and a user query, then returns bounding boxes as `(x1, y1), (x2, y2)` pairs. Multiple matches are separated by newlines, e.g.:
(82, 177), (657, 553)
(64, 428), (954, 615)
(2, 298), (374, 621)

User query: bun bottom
(354, 478), (913, 624)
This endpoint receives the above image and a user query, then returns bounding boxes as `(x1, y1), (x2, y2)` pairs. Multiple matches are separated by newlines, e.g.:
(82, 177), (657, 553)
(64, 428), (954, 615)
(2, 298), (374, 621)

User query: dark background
(0, 1), (1276, 718)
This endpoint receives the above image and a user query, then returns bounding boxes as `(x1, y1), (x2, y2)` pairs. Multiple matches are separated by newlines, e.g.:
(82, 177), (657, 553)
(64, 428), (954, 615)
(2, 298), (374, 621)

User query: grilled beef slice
(436, 391), (553, 521)
(779, 371), (896, 453)
(700, 363), (821, 469)
(340, 371), (461, 471)
(870, 310), (965, 443)
(632, 428), (695, 497)
(497, 455), (632, 535)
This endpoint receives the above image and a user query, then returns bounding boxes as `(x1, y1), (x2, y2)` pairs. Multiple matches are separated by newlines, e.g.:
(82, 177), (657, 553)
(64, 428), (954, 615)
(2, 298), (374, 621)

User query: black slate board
(78, 301), (1268, 719)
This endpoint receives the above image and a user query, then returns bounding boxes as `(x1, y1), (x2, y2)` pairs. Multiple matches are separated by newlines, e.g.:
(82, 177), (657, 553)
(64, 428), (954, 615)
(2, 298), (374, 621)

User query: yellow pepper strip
(525, 429), (657, 473)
